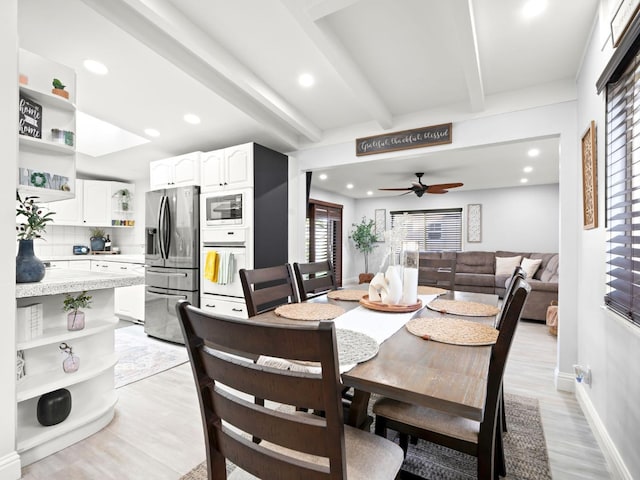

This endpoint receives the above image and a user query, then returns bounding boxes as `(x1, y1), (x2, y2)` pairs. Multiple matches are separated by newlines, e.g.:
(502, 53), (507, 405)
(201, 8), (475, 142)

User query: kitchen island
(15, 269), (144, 466)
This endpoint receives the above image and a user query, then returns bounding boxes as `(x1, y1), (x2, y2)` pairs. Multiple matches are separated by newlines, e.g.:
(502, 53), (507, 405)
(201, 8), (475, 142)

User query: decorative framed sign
(356, 123), (452, 156)
(374, 209), (386, 242)
(611, 0), (640, 47)
(467, 204), (482, 243)
(582, 121), (598, 230)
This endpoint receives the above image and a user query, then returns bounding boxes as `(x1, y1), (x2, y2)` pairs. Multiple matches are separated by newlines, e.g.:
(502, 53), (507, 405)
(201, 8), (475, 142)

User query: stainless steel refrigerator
(144, 185), (199, 343)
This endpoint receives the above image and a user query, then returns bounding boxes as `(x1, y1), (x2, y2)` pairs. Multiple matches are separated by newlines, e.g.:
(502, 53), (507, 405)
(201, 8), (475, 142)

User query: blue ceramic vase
(16, 239), (45, 283)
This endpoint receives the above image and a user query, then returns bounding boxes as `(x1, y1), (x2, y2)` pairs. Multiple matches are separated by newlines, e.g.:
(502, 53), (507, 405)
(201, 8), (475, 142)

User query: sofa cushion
(539, 254), (559, 282)
(455, 251), (495, 274)
(526, 279), (558, 293)
(529, 253), (557, 280)
(455, 273), (495, 288)
(495, 255), (522, 275)
(521, 257), (542, 279)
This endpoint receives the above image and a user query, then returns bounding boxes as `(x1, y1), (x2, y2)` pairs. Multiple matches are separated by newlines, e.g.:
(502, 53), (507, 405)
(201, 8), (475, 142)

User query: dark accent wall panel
(253, 143), (288, 269)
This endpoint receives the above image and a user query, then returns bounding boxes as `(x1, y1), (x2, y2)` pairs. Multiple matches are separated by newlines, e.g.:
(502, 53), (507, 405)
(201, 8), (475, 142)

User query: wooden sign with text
(356, 123), (452, 156)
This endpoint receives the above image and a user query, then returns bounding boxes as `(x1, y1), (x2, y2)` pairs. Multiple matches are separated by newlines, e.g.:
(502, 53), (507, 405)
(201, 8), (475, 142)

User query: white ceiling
(16, 0), (598, 197)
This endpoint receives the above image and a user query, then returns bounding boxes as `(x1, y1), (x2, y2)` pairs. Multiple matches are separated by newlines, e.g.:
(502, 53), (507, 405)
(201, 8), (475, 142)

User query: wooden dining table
(253, 289), (499, 429)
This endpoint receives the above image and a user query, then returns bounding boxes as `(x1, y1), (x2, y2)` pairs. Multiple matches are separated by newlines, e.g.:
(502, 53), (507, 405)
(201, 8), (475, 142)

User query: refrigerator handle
(158, 195), (166, 259)
(147, 291), (187, 300)
(163, 193), (172, 257)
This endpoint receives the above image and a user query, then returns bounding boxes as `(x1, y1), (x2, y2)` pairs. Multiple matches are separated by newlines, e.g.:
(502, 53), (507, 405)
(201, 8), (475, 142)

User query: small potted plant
(51, 78), (69, 99)
(16, 192), (55, 283)
(349, 216), (378, 284)
(90, 227), (106, 252)
(114, 188), (131, 211)
(63, 290), (92, 331)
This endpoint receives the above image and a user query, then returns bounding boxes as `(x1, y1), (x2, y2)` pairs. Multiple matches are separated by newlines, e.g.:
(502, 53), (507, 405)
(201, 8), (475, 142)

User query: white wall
(1, 1), (22, 478)
(574, 5), (640, 478)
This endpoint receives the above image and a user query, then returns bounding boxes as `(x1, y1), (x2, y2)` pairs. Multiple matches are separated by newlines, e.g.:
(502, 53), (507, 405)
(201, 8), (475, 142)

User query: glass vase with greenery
(63, 291), (92, 331)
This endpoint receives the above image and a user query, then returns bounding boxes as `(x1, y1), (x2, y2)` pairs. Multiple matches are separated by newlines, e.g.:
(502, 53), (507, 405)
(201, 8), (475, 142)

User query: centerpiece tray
(359, 295), (422, 313)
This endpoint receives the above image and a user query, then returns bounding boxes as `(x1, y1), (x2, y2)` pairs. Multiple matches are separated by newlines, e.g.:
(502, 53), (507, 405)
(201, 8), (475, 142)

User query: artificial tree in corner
(349, 216), (378, 284)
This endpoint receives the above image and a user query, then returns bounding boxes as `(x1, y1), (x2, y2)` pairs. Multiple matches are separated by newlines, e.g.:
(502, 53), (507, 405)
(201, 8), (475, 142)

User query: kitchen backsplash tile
(28, 225), (144, 258)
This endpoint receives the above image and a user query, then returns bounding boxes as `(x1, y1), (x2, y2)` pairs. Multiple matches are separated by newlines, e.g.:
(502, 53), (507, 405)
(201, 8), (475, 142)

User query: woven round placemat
(417, 286), (448, 296)
(327, 289), (367, 301)
(406, 317), (499, 346)
(336, 328), (379, 364)
(274, 303), (345, 321)
(427, 298), (500, 317)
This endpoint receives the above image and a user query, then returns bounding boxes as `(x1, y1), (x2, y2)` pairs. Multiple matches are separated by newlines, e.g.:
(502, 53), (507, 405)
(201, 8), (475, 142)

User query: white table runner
(258, 294), (437, 373)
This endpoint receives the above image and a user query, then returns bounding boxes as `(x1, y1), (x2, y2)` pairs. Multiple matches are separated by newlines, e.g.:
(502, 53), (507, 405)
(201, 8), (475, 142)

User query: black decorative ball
(37, 388), (72, 426)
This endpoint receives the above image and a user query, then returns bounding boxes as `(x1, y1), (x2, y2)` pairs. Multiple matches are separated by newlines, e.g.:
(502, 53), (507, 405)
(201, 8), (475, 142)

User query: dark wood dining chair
(175, 300), (404, 480)
(373, 277), (531, 480)
(496, 265), (526, 434)
(293, 260), (337, 300)
(418, 255), (456, 290)
(239, 264), (299, 317)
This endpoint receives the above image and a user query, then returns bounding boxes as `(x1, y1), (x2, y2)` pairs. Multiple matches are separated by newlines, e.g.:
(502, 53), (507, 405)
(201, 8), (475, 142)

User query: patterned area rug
(114, 325), (189, 388)
(179, 393), (551, 479)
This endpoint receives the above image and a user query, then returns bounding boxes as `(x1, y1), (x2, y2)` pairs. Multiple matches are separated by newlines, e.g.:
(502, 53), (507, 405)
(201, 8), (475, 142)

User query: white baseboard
(0, 451), (21, 480)
(554, 367), (575, 392)
(575, 384), (632, 480)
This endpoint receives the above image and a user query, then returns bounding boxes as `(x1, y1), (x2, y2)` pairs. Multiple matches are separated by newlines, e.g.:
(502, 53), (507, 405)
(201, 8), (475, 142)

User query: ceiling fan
(379, 172), (463, 198)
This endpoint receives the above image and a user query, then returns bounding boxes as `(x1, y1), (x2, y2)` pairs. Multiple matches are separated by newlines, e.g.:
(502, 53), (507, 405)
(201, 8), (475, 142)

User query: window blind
(604, 51), (640, 326)
(390, 209), (462, 251)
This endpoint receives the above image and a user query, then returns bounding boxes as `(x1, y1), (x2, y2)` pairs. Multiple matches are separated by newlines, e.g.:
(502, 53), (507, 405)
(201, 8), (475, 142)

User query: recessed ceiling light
(520, 178), (529, 183)
(184, 113), (201, 125)
(522, 0), (547, 19)
(523, 166), (533, 173)
(319, 173), (328, 180)
(366, 190), (373, 196)
(144, 128), (160, 137)
(83, 59), (108, 75)
(528, 148), (540, 157)
(298, 73), (315, 88)
(346, 183), (354, 189)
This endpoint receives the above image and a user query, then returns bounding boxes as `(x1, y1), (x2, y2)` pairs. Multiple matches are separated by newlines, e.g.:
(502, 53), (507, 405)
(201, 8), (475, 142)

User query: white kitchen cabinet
(45, 180), (134, 227)
(201, 143), (253, 192)
(82, 180), (111, 227)
(47, 179), (83, 225)
(149, 152), (201, 190)
(200, 294), (248, 319)
(91, 261), (145, 322)
(18, 49), (76, 203)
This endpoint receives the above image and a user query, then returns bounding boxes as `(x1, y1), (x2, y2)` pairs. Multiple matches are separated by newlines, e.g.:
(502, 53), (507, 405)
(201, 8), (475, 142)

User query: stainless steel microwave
(202, 189), (249, 227)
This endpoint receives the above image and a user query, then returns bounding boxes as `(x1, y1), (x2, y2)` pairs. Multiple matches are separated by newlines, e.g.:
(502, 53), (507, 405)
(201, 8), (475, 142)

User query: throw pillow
(495, 256), (522, 275)
(521, 257), (542, 279)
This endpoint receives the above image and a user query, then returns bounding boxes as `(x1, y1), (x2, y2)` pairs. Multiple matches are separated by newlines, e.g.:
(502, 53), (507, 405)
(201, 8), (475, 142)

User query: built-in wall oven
(199, 228), (250, 319)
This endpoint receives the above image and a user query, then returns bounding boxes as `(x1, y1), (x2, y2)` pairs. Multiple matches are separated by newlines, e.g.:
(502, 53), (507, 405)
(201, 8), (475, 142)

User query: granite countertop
(44, 254), (145, 264)
(16, 269), (145, 298)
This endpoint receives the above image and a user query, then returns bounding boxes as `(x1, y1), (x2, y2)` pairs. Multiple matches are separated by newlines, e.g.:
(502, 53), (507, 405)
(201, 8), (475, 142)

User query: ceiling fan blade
(427, 182), (463, 192)
(379, 187), (413, 191)
(426, 190), (448, 194)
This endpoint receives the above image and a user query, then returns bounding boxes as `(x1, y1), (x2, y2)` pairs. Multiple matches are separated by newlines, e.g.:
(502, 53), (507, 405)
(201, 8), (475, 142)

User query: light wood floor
(20, 320), (612, 479)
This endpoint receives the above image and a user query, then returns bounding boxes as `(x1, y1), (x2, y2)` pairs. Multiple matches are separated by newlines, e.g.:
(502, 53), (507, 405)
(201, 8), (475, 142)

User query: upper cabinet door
(149, 153), (201, 190)
(225, 143), (253, 189)
(200, 143), (253, 192)
(172, 153), (200, 186)
(82, 180), (110, 226)
(200, 149), (226, 191)
(149, 159), (173, 190)
(49, 178), (84, 225)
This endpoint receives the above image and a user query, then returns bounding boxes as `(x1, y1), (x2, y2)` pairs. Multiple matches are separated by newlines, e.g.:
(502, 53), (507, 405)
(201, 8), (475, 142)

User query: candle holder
(401, 241), (419, 305)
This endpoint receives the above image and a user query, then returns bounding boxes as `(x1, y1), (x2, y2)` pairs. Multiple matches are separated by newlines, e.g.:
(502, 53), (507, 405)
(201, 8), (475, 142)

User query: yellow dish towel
(204, 251), (219, 282)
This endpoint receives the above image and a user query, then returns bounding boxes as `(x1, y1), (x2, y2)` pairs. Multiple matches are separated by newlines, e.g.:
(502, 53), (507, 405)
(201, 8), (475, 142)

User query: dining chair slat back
(418, 255), (456, 290)
(294, 260), (336, 300)
(373, 277), (531, 480)
(239, 264), (299, 317)
(175, 300), (403, 480)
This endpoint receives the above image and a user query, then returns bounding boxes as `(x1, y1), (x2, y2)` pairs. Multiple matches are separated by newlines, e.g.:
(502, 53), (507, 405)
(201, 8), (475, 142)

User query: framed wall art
(467, 204), (482, 243)
(581, 121), (598, 230)
(374, 209), (386, 241)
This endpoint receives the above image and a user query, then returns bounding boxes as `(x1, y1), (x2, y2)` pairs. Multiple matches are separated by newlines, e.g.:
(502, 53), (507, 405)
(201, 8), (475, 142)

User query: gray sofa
(420, 251), (558, 322)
